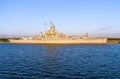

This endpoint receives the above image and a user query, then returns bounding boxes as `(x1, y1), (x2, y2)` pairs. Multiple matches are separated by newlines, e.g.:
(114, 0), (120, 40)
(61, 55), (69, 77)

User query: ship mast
(44, 22), (47, 34)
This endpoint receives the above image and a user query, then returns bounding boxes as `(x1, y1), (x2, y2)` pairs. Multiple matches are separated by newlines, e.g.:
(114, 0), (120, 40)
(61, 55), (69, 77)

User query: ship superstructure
(33, 23), (70, 40)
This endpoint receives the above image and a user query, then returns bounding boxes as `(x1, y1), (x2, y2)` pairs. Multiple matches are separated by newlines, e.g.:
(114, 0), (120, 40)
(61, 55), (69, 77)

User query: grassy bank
(0, 38), (9, 43)
(107, 38), (120, 44)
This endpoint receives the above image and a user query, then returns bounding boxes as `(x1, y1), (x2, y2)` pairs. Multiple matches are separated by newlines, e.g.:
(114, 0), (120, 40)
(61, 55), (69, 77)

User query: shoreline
(0, 42), (119, 45)
(0, 42), (108, 45)
(1, 38), (120, 44)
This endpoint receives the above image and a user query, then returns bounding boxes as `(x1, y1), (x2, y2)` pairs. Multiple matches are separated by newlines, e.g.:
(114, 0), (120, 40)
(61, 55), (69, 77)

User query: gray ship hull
(9, 38), (107, 44)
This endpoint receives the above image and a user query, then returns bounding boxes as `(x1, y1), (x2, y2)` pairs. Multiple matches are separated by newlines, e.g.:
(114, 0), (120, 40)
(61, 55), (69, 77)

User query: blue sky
(0, 0), (120, 37)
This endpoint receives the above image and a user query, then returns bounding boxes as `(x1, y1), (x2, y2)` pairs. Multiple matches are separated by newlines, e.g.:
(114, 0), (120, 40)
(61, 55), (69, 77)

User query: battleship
(9, 23), (107, 44)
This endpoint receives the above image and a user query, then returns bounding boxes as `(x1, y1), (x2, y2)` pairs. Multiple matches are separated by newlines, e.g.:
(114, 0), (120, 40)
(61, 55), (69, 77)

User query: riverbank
(0, 38), (9, 43)
(107, 38), (120, 44)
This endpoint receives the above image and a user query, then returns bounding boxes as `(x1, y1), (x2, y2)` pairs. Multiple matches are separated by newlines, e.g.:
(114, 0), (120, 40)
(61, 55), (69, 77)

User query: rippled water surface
(0, 44), (120, 79)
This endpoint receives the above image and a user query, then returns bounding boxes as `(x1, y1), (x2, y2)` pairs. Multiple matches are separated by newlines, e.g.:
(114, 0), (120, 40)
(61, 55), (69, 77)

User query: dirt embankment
(0, 38), (9, 43)
(107, 38), (120, 44)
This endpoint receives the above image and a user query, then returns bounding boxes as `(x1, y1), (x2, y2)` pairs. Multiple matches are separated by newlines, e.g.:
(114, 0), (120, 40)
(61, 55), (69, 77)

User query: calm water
(0, 44), (120, 79)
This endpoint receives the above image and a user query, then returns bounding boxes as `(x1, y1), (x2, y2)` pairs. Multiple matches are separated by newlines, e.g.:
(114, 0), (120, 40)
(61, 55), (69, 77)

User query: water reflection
(45, 45), (58, 59)
(42, 45), (62, 78)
